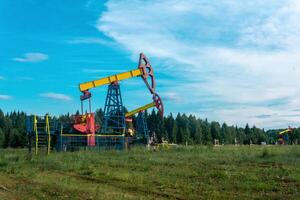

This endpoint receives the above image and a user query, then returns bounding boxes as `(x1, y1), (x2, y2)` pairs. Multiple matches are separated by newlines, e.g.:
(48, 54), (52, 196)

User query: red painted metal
(138, 53), (156, 94)
(153, 93), (164, 117)
(80, 90), (91, 101)
(72, 113), (100, 146)
(72, 53), (162, 147)
(125, 117), (133, 122)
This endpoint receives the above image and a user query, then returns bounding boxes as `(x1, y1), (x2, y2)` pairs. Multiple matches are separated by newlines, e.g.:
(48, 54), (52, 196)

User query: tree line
(139, 109), (300, 145)
(0, 108), (299, 148)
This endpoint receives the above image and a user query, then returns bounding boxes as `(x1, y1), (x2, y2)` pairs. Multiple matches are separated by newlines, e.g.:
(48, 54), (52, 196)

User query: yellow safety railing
(34, 115), (38, 155)
(45, 114), (51, 155)
(33, 114), (51, 155)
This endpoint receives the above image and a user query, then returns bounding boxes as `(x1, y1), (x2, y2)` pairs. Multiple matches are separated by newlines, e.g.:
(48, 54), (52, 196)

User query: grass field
(0, 145), (299, 200)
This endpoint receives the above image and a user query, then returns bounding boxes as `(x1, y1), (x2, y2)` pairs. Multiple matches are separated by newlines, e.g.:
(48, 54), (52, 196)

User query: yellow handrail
(46, 114), (51, 155)
(34, 115), (38, 155)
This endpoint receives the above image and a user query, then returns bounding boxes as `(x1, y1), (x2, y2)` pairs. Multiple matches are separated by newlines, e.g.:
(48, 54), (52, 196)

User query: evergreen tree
(0, 108), (298, 148)
(194, 120), (203, 144)
(202, 119), (212, 144)
(171, 122), (178, 143)
(164, 114), (174, 142)
(9, 128), (23, 148)
(238, 127), (246, 145)
(95, 108), (104, 126)
(0, 128), (4, 148)
(244, 124), (252, 144)
(220, 123), (226, 144)
(211, 121), (221, 143)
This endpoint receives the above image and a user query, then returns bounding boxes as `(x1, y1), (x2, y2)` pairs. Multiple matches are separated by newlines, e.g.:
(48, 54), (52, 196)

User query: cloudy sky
(1, 0), (300, 129)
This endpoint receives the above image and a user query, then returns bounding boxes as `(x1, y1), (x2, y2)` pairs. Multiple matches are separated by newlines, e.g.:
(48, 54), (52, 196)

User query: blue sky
(1, 0), (300, 129)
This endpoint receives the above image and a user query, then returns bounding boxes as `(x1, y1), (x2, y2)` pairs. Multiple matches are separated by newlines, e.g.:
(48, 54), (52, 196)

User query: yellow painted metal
(45, 114), (51, 155)
(279, 129), (291, 135)
(60, 124), (63, 136)
(79, 68), (143, 91)
(34, 115), (38, 155)
(95, 134), (125, 137)
(125, 102), (156, 117)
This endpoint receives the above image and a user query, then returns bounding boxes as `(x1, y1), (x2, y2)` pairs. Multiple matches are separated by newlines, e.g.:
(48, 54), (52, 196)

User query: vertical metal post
(46, 114), (51, 155)
(89, 98), (91, 113)
(60, 124), (63, 152)
(34, 115), (38, 155)
(136, 111), (149, 142)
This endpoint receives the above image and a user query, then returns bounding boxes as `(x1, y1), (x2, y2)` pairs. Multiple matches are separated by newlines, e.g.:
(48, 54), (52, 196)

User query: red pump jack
(72, 90), (99, 146)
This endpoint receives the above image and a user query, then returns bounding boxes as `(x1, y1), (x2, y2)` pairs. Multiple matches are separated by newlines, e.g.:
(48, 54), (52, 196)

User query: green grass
(0, 145), (299, 199)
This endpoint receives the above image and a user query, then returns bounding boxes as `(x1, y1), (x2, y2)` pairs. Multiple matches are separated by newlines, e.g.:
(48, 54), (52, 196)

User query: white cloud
(204, 106), (300, 130)
(13, 52), (48, 63)
(40, 92), (72, 101)
(66, 37), (111, 45)
(163, 92), (183, 103)
(0, 95), (12, 100)
(97, 0), (300, 128)
(240, 1), (300, 49)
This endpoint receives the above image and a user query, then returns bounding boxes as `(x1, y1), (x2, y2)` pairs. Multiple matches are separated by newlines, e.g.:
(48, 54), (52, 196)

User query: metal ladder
(33, 114), (51, 155)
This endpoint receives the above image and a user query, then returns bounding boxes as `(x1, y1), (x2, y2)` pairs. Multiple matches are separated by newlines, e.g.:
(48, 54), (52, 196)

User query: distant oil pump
(278, 127), (293, 145)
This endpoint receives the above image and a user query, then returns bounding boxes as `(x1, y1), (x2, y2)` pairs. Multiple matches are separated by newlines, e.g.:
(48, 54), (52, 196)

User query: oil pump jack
(71, 53), (164, 147)
(278, 127), (293, 145)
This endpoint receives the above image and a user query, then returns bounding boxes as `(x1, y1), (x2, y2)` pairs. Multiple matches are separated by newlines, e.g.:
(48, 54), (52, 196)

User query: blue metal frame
(101, 83), (126, 134)
(136, 111), (149, 142)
